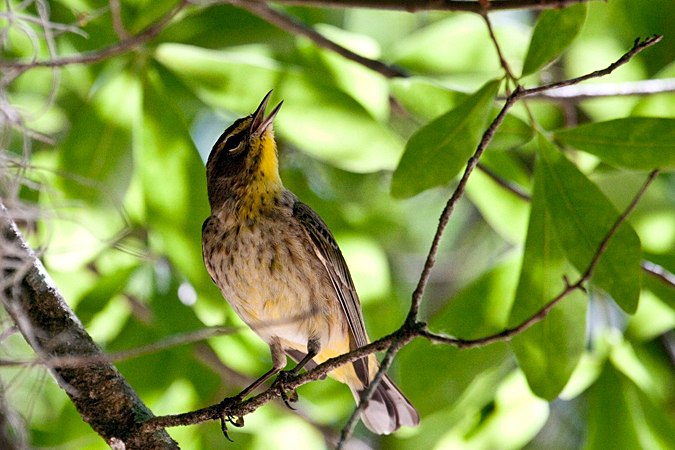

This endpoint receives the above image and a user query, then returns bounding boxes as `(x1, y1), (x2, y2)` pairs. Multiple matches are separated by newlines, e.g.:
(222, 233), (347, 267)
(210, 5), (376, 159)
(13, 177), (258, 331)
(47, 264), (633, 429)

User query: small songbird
(201, 91), (419, 434)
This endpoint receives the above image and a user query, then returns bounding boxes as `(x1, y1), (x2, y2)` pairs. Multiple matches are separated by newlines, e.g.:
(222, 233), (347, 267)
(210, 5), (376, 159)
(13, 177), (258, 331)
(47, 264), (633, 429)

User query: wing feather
(292, 201), (370, 385)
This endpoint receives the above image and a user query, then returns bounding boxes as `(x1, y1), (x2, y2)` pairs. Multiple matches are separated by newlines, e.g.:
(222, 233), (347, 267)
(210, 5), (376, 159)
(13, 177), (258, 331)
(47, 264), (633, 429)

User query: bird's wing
(292, 200), (370, 385)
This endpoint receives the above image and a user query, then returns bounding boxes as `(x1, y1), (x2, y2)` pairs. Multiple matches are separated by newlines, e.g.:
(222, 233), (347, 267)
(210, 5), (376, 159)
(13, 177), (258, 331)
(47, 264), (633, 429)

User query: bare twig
(109, 0), (131, 39)
(482, 13), (516, 81)
(525, 36), (663, 96)
(0, 326), (237, 368)
(477, 163), (531, 201)
(230, 0), (407, 78)
(406, 35), (661, 324)
(526, 78), (675, 101)
(266, 0), (598, 13)
(642, 260), (675, 290)
(0, 0), (189, 69)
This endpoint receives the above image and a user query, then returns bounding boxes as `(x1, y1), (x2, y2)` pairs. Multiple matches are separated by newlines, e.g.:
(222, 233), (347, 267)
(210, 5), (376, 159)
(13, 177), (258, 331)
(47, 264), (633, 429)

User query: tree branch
(525, 78), (675, 101)
(263, 0), (598, 13)
(642, 260), (675, 290)
(406, 35), (661, 323)
(229, 0), (408, 78)
(0, 326), (238, 368)
(0, 209), (179, 449)
(420, 169), (659, 348)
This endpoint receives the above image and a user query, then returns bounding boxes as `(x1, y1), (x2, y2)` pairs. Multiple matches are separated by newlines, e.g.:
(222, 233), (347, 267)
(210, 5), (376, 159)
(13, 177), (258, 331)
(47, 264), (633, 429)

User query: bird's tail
(349, 374), (420, 435)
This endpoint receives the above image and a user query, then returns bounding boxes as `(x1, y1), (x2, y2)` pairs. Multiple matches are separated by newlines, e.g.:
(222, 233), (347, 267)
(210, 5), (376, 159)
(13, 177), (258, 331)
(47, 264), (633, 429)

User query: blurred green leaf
(465, 168), (530, 243)
(538, 134), (642, 314)
(583, 363), (642, 450)
(626, 290), (675, 341)
(57, 70), (138, 204)
(479, 149), (533, 191)
(554, 117), (675, 170)
(154, 44), (403, 172)
(510, 157), (586, 400)
(161, 4), (289, 50)
(389, 77), (467, 120)
(398, 339), (510, 416)
(392, 14), (529, 80)
(391, 79), (501, 199)
(433, 259), (520, 339)
(75, 264), (138, 325)
(109, 263), (220, 399)
(488, 112), (534, 151)
(298, 24), (389, 121)
(633, 379), (675, 448)
(521, 4), (587, 77)
(137, 66), (211, 283)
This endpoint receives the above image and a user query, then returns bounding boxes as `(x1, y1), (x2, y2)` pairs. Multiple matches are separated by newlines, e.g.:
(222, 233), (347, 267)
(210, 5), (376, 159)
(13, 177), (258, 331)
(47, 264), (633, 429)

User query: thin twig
(337, 338), (405, 448)
(482, 13), (516, 81)
(477, 163), (531, 201)
(642, 260), (675, 290)
(405, 35), (662, 324)
(525, 36), (663, 96)
(267, 0), (598, 13)
(0, 0), (189, 69)
(0, 326), (237, 368)
(230, 0), (407, 78)
(421, 169), (660, 349)
(526, 77), (675, 101)
(109, 0), (131, 39)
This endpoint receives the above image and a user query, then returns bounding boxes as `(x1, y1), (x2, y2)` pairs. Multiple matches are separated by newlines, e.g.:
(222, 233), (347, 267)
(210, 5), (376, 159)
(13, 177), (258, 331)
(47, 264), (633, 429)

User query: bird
(201, 90), (420, 435)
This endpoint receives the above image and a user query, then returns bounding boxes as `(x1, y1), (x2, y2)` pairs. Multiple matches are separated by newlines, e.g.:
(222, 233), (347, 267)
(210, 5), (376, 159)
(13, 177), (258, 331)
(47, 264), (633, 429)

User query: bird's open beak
(251, 90), (283, 136)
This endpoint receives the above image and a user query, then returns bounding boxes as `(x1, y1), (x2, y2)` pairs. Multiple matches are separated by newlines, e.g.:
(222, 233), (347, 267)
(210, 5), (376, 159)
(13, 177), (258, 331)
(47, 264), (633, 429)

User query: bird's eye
(223, 130), (247, 153)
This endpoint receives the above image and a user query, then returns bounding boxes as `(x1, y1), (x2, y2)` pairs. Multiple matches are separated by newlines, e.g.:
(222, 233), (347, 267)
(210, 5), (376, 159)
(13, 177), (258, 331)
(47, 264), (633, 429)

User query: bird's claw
(275, 371), (299, 410)
(220, 415), (234, 442)
(218, 398), (245, 442)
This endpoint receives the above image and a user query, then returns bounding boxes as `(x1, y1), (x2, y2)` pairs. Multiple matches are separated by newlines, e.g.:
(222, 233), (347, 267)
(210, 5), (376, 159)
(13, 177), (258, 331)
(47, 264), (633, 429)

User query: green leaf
(554, 117), (675, 170)
(433, 259), (520, 339)
(510, 157), (586, 400)
(389, 77), (468, 121)
(391, 79), (501, 199)
(583, 364), (643, 450)
(57, 70), (138, 204)
(537, 135), (642, 313)
(154, 44), (403, 172)
(398, 338), (510, 416)
(137, 67), (211, 283)
(488, 112), (535, 151)
(75, 264), (138, 326)
(521, 4), (587, 77)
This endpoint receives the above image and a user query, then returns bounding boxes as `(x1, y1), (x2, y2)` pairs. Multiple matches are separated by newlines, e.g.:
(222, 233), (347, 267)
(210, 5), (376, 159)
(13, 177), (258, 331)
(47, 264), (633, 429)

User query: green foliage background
(2, 0), (675, 449)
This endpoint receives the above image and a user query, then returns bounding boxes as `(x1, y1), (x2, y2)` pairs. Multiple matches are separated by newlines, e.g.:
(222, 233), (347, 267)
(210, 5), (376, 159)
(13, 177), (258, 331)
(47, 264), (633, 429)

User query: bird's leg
(277, 338), (320, 408)
(219, 352), (283, 442)
(234, 339), (286, 401)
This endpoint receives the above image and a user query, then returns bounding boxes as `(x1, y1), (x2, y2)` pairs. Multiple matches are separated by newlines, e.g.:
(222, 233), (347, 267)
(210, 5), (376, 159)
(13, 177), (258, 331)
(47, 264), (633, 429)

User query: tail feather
(350, 374), (420, 435)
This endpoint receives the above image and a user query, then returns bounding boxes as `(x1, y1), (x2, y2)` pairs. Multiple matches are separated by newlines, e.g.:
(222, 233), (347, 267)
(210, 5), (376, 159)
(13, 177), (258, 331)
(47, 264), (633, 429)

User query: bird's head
(206, 91), (283, 210)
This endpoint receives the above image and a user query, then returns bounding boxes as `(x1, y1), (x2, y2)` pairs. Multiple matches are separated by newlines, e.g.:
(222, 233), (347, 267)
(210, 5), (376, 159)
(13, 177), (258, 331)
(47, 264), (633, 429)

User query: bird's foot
(274, 371), (299, 410)
(217, 397), (245, 441)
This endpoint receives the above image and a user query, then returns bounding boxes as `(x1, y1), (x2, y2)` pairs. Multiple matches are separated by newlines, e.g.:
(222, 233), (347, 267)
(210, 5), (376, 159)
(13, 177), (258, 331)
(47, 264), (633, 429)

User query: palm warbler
(202, 91), (419, 434)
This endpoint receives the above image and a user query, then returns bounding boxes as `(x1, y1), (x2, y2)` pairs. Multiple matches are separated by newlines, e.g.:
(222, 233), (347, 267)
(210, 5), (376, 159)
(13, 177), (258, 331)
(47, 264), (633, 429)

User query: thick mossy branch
(0, 214), (179, 450)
